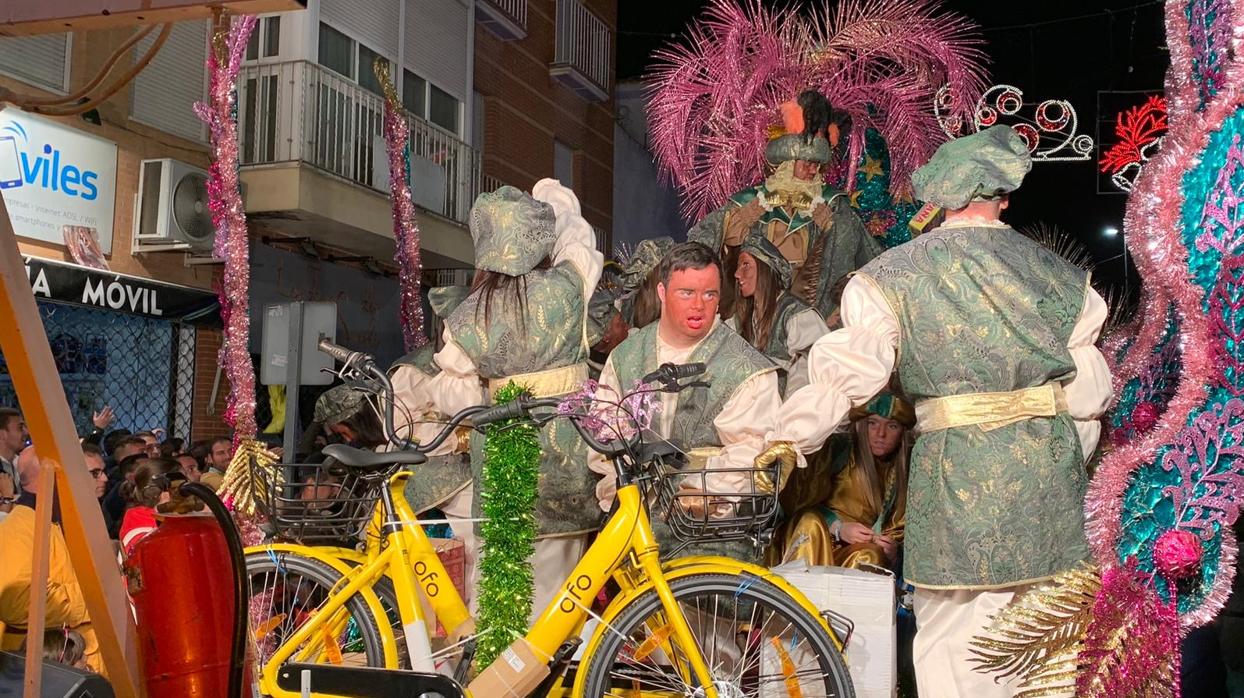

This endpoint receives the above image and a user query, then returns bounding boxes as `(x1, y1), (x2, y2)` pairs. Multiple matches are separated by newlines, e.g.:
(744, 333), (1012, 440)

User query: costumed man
(690, 90), (882, 320)
(589, 241), (782, 563)
(617, 236), (676, 330)
(425, 179), (602, 621)
(731, 232), (827, 396)
(757, 125), (1113, 697)
(776, 391), (914, 571)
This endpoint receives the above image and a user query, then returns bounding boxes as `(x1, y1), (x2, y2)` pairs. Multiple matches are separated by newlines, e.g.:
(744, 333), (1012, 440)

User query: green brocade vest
(391, 345), (472, 515)
(610, 321), (776, 562)
(445, 262), (600, 537)
(859, 224), (1091, 589)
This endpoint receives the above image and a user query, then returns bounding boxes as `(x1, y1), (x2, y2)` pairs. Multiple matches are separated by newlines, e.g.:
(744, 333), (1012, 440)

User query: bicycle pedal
(453, 638), (476, 686)
(531, 638), (582, 697)
(277, 663), (465, 698)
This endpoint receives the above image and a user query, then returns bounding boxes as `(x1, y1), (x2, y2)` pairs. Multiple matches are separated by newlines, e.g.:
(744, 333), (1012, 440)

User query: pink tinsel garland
(195, 16), (259, 443)
(380, 97), (427, 350)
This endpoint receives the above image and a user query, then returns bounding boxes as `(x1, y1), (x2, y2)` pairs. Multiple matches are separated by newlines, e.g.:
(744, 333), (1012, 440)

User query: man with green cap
(424, 178), (602, 619)
(758, 125), (1113, 697)
(691, 90), (882, 320)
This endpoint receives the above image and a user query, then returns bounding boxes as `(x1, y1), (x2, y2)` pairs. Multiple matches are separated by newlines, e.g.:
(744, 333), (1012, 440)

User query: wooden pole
(23, 461), (56, 697)
(0, 195), (143, 696)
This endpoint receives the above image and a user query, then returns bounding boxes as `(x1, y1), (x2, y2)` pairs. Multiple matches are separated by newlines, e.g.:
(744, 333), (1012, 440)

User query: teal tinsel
(1115, 105), (1244, 611)
(474, 382), (540, 669)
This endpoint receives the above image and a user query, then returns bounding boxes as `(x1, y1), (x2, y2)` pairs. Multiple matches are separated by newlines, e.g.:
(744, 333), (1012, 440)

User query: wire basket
(642, 457), (781, 547)
(255, 462), (387, 545)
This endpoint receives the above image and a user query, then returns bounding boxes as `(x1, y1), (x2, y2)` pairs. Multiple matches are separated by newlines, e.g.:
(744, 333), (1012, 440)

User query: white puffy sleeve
(426, 326), (487, 418)
(533, 178), (603, 301)
(390, 364), (457, 457)
(782, 306), (831, 395)
(769, 274), (898, 454)
(1063, 283), (1114, 460)
(588, 355), (623, 512)
(702, 369), (783, 494)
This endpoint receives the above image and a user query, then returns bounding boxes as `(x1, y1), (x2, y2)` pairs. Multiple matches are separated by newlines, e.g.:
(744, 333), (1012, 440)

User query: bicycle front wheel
(580, 573), (854, 698)
(246, 551), (390, 683)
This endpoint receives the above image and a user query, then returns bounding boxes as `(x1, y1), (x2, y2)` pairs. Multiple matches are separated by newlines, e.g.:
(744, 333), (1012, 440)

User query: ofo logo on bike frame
(0, 120), (101, 200)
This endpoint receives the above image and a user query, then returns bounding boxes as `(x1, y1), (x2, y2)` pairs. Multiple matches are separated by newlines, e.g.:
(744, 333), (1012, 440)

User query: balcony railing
(237, 60), (484, 224)
(550, 0), (610, 101)
(476, 0), (527, 40)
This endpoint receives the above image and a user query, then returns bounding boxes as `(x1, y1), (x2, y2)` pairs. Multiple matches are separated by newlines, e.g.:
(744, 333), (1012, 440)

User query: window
(0, 33), (69, 92)
(357, 45), (387, 97)
(245, 16), (281, 60)
(554, 140), (574, 188)
(472, 91), (485, 149)
(429, 84), (460, 134)
(318, 23), (355, 79)
(402, 70), (426, 118)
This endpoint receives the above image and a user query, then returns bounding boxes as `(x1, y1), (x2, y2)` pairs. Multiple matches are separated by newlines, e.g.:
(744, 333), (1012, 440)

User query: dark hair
(210, 437), (232, 450)
(159, 437), (185, 458)
(116, 453), (144, 477)
(189, 440), (212, 472)
(178, 450), (204, 472)
(629, 269), (663, 329)
(658, 242), (722, 287)
(337, 407), (386, 450)
(122, 457), (183, 508)
(112, 435), (148, 461)
(828, 274), (851, 309)
(102, 428), (133, 455)
(734, 251), (781, 351)
(469, 258), (553, 331)
(81, 443), (104, 460)
(0, 407), (21, 431)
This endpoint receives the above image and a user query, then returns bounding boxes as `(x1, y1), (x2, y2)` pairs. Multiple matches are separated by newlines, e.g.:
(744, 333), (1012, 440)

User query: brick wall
(190, 326), (232, 443)
(474, 0), (616, 240)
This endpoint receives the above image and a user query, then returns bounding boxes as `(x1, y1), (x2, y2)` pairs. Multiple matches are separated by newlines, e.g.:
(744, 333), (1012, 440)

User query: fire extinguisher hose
(180, 483), (249, 698)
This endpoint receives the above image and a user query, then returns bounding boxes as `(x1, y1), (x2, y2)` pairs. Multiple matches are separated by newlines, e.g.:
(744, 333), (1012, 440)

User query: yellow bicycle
(244, 341), (855, 697)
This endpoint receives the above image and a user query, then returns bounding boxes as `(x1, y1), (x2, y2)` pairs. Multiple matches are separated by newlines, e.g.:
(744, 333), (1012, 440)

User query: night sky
(617, 0), (1169, 302)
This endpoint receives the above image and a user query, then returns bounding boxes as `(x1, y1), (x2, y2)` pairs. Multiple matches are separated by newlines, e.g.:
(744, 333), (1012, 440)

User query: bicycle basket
(642, 457), (781, 546)
(255, 462), (387, 545)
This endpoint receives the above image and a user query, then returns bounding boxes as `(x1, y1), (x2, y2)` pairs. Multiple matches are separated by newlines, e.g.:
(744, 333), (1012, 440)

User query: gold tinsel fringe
(218, 438), (281, 517)
(968, 562), (1101, 697)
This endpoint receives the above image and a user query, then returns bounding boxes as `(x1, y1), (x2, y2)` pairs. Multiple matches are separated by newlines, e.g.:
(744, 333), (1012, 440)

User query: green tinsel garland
(474, 382), (541, 669)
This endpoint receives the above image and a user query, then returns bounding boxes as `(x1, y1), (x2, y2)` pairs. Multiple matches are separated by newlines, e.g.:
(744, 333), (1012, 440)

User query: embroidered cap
(739, 232), (793, 290)
(313, 385), (367, 426)
(850, 391), (916, 428)
(469, 185), (557, 275)
(912, 125), (1033, 210)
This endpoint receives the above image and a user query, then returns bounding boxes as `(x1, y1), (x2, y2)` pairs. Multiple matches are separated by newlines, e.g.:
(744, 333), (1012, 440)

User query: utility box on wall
(260, 301), (337, 386)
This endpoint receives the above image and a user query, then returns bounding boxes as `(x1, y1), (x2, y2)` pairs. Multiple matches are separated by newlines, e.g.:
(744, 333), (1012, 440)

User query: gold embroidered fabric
(487, 363), (587, 400)
(916, 384), (1069, 433)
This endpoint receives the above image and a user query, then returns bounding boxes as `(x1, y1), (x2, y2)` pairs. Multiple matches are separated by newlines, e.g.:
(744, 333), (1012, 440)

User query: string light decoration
(934, 83), (1095, 162)
(1099, 95), (1169, 192)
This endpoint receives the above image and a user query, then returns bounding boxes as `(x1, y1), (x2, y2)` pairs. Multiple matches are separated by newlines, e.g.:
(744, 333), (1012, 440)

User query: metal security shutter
(321, 0), (401, 59)
(0, 34), (69, 92)
(406, 0), (468, 100)
(131, 21), (208, 142)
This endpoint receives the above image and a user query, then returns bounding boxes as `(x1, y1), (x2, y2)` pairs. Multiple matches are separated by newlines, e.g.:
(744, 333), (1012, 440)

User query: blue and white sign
(0, 109), (118, 254)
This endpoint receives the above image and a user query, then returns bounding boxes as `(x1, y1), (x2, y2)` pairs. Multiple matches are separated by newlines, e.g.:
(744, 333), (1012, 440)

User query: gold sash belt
(487, 363), (587, 400)
(915, 383), (1068, 433)
(686, 446), (725, 471)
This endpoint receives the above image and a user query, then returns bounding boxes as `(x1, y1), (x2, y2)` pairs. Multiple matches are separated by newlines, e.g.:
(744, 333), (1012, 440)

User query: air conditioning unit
(134, 158), (215, 251)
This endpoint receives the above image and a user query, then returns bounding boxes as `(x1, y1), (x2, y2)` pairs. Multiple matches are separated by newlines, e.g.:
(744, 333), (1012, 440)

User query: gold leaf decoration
(968, 562), (1100, 697)
(218, 438), (281, 517)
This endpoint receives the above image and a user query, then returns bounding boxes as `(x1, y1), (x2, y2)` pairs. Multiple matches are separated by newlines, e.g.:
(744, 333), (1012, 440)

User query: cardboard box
(769, 562), (897, 698)
(467, 637), (551, 698)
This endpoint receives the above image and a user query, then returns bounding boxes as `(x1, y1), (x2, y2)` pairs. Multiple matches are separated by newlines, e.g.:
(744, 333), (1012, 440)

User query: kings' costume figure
(692, 91), (883, 320)
(759, 126), (1113, 698)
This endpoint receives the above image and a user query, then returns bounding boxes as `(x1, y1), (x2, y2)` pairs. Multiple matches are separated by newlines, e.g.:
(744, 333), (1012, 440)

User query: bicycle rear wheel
(580, 573), (854, 697)
(246, 551), (389, 682)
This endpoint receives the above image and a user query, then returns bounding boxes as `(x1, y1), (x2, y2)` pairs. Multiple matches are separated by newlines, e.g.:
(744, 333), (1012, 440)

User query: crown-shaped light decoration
(1099, 95), (1169, 192)
(935, 84), (1094, 162)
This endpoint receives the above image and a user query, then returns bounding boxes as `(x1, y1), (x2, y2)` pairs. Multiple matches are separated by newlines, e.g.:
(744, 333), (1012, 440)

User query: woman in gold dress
(778, 391), (914, 570)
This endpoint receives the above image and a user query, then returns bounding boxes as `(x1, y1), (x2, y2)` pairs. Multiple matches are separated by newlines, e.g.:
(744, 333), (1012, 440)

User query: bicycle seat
(322, 444), (425, 471)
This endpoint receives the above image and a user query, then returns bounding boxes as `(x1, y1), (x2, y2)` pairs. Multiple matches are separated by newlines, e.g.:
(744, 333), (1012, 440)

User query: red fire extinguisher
(124, 511), (236, 697)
